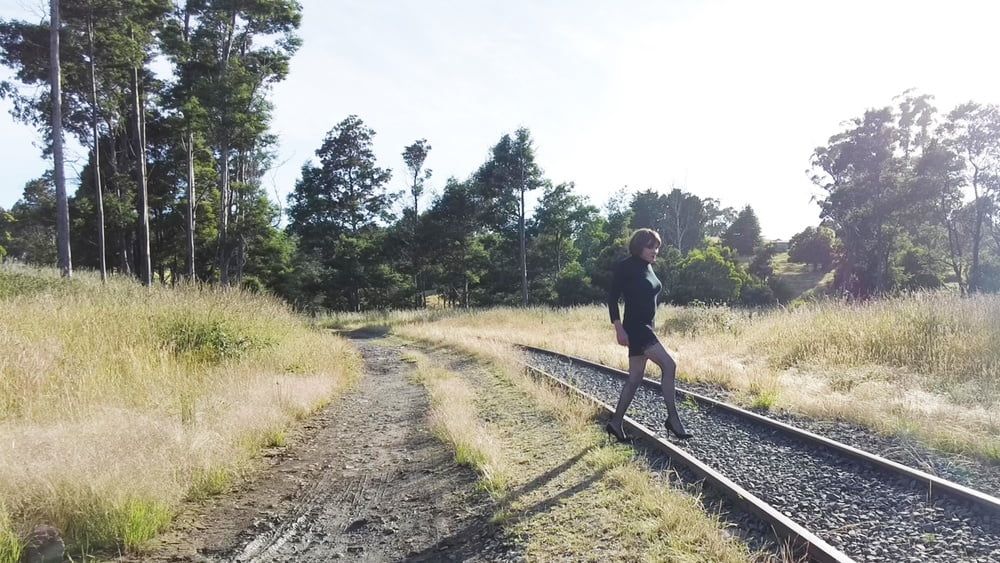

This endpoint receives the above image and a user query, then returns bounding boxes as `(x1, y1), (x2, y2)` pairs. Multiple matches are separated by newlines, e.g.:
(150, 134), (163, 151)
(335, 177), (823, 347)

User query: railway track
(517, 343), (1000, 563)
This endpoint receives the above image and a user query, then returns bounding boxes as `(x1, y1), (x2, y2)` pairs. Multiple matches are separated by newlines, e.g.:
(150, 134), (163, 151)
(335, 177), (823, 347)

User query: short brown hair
(628, 228), (662, 256)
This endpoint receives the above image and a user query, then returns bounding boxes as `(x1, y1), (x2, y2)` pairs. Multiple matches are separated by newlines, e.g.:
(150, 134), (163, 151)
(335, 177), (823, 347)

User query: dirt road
(136, 333), (516, 562)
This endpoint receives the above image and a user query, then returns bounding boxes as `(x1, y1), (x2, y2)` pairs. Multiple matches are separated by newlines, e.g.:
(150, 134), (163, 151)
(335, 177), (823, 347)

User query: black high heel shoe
(664, 417), (693, 440)
(604, 422), (629, 442)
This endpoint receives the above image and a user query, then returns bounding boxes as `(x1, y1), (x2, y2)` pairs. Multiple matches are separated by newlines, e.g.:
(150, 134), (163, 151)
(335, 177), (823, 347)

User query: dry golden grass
(339, 291), (1000, 462)
(0, 265), (361, 560)
(404, 350), (514, 495)
(403, 338), (752, 562)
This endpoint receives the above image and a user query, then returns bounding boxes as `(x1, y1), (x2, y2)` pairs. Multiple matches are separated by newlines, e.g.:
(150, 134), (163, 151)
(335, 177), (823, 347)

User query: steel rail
(517, 343), (1000, 517)
(518, 360), (856, 563)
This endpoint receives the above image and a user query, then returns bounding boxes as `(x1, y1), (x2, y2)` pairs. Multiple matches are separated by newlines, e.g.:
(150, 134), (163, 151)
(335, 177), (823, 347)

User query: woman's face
(640, 243), (660, 263)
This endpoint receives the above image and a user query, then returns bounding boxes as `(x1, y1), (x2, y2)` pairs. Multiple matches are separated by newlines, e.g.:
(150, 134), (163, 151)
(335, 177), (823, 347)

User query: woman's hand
(614, 322), (629, 347)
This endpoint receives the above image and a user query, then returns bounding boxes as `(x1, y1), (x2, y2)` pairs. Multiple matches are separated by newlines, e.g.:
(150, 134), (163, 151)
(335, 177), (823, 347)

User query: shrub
(671, 245), (748, 305)
(161, 316), (267, 364)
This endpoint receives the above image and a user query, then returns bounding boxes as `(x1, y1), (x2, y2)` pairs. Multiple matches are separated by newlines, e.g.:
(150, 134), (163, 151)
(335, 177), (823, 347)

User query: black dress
(607, 255), (662, 357)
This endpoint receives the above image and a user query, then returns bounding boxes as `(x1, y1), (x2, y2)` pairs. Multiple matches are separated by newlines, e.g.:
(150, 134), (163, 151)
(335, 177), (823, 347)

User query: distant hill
(771, 252), (834, 301)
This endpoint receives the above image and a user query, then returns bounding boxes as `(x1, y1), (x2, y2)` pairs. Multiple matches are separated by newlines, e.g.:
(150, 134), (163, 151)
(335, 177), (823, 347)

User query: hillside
(770, 251), (834, 301)
(0, 265), (360, 560)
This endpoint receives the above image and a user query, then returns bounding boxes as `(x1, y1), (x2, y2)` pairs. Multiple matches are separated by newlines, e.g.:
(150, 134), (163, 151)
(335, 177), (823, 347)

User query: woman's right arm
(608, 262), (629, 346)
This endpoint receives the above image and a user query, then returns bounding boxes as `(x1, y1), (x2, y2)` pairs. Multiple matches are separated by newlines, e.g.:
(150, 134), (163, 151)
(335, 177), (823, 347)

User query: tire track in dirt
(130, 332), (516, 562)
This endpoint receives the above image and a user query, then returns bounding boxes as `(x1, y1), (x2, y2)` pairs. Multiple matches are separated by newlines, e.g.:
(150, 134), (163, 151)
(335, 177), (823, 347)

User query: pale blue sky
(2, 0), (999, 239)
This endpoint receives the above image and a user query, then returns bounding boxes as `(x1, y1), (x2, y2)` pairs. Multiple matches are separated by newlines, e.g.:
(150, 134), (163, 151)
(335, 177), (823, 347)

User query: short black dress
(607, 255), (662, 357)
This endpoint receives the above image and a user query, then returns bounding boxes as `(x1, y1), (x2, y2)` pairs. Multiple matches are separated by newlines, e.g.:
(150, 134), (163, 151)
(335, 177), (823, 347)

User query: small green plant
(162, 316), (266, 364)
(263, 430), (286, 448)
(188, 467), (233, 500)
(750, 390), (778, 410)
(61, 496), (172, 555)
(0, 510), (22, 563)
(113, 498), (173, 551)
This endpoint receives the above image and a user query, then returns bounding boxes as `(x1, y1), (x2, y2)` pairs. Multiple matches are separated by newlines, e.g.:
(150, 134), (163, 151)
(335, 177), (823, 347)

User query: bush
(554, 262), (598, 306)
(161, 316), (268, 364)
(739, 278), (777, 306)
(767, 276), (797, 303)
(671, 245), (748, 305)
(788, 226), (835, 271)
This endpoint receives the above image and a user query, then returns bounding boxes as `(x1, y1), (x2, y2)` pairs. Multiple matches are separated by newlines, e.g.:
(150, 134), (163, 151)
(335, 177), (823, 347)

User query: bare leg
(609, 355), (647, 430)
(644, 343), (691, 438)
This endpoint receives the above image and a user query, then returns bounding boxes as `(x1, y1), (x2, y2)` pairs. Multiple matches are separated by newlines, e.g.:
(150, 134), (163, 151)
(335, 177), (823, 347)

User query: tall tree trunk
(217, 143), (231, 285)
(187, 131), (196, 280)
(184, 3), (196, 281)
(108, 133), (132, 275)
(132, 65), (151, 286)
(519, 157), (528, 306)
(944, 209), (966, 296)
(216, 8), (237, 286)
(50, 0), (71, 277)
(969, 165), (984, 292)
(88, 15), (106, 281)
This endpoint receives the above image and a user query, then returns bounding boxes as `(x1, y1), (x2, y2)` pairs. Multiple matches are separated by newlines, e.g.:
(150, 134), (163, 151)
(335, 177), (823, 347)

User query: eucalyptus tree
(0, 3), (76, 275)
(417, 178), (487, 308)
(912, 139), (968, 292)
(811, 107), (910, 296)
(181, 0), (302, 285)
(287, 116), (396, 311)
(161, 0), (210, 280)
(473, 128), (543, 305)
(50, 0), (71, 276)
(630, 188), (707, 253)
(721, 205), (762, 256)
(941, 102), (1000, 292)
(401, 138), (431, 305)
(1, 0), (171, 281)
(530, 181), (598, 275)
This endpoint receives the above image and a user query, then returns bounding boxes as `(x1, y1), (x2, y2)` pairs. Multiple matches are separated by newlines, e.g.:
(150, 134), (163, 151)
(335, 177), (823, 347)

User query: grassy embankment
(325, 291), (1000, 463)
(770, 252), (834, 301)
(0, 265), (360, 561)
(402, 343), (755, 561)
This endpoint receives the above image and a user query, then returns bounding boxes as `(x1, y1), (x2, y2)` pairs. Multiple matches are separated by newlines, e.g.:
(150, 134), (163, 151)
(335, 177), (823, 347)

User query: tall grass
(0, 265), (361, 559)
(367, 292), (1000, 461)
(404, 352), (513, 495)
(397, 335), (751, 561)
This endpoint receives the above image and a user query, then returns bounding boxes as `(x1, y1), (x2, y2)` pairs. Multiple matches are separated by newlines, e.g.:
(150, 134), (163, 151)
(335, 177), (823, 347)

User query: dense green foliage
(810, 93), (1000, 297)
(721, 206), (762, 256)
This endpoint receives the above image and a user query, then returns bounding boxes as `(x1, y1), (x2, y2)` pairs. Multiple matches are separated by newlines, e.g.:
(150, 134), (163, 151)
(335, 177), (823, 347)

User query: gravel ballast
(524, 349), (1000, 563)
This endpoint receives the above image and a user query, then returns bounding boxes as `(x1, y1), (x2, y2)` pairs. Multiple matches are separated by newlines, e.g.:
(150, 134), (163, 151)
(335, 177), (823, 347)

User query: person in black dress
(606, 228), (692, 441)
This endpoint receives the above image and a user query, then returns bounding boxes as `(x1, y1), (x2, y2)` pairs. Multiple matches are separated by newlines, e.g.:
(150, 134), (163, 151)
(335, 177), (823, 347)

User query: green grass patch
(0, 267), (72, 299)
(771, 252), (833, 301)
(188, 467), (234, 500)
(61, 496), (172, 556)
(750, 390), (778, 410)
(161, 315), (270, 364)
(0, 510), (22, 563)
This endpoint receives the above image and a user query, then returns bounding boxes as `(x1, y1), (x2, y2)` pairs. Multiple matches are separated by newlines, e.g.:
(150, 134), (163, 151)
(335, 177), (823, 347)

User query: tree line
(0, 0), (300, 286)
(811, 92), (1000, 297)
(0, 3), (997, 308)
